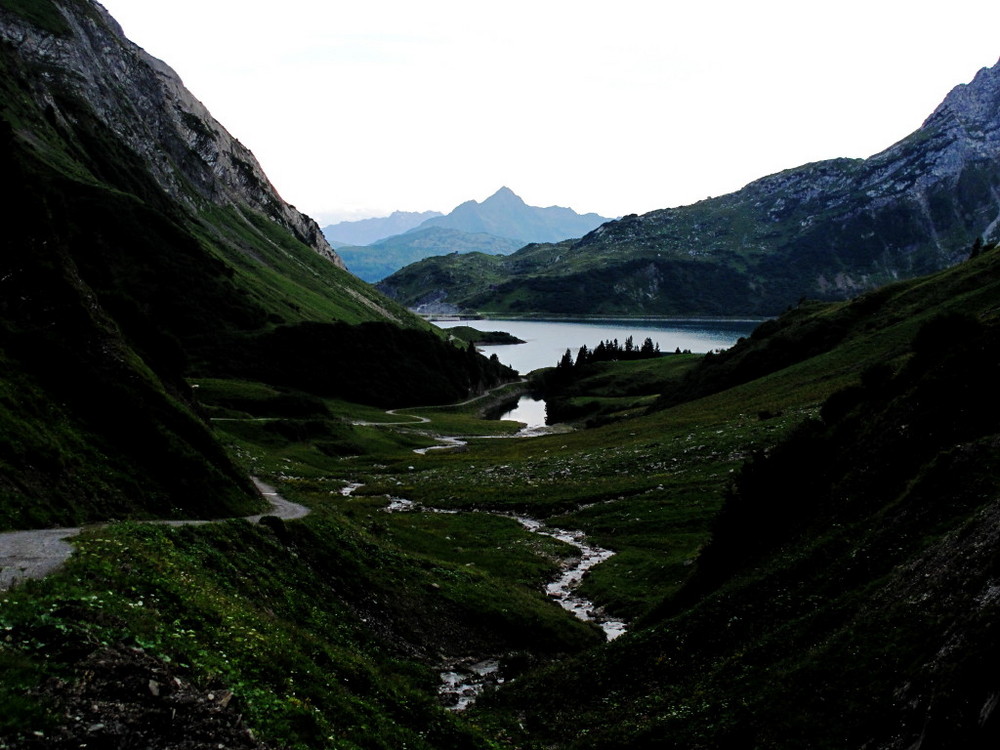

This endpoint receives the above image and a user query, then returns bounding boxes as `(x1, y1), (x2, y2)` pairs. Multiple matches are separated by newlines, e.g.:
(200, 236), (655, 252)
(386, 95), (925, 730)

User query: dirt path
(351, 409), (431, 427)
(351, 380), (527, 427)
(0, 478), (308, 591)
(0, 528), (80, 591)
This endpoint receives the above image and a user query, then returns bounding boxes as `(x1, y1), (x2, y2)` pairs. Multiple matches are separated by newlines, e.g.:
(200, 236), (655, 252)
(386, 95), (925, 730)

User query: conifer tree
(558, 348), (574, 370)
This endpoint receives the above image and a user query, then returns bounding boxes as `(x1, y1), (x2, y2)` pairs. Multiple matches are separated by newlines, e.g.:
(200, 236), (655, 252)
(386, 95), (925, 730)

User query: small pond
(498, 395), (548, 431)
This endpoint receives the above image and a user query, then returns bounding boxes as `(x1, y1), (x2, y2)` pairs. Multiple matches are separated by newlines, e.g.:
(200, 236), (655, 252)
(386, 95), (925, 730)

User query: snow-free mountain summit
(333, 187), (613, 282)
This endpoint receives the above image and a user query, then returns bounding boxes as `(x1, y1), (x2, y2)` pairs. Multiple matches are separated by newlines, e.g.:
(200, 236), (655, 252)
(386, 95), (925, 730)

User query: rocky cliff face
(619, 58), (1000, 281)
(917, 62), (1000, 180)
(0, 0), (343, 268)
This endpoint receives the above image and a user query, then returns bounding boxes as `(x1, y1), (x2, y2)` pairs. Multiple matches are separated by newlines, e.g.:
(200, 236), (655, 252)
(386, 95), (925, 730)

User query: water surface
(435, 317), (762, 374)
(498, 395), (548, 430)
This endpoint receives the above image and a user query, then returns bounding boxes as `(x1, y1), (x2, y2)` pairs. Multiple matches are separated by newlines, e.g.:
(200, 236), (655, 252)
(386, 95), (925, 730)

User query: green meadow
(5, 247), (999, 748)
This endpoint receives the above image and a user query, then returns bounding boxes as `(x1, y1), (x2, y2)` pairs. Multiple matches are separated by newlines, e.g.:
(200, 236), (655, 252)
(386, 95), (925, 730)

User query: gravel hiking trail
(0, 478), (308, 591)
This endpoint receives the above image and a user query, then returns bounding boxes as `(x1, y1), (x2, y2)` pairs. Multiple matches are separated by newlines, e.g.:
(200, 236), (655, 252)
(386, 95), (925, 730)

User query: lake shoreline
(432, 317), (762, 374)
(427, 313), (769, 324)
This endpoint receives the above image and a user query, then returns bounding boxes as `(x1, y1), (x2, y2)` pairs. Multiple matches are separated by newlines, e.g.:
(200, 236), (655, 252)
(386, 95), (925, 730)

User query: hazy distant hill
(337, 226), (524, 283)
(380, 62), (1000, 316)
(322, 210), (442, 247)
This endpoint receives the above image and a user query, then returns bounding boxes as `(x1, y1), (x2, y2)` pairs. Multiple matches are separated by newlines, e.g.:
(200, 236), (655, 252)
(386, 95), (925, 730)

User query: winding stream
(345, 394), (626, 709)
(356, 487), (625, 709)
(513, 515), (627, 640)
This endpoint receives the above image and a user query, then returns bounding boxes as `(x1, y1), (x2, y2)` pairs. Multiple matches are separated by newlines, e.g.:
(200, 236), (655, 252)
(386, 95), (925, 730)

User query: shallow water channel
(380, 494), (625, 710)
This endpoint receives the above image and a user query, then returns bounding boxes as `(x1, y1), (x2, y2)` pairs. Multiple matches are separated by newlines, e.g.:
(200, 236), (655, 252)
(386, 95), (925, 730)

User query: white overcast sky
(98, 0), (1000, 225)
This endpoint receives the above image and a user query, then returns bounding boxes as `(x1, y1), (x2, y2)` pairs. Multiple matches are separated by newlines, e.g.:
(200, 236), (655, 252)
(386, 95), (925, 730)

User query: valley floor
(0, 348), (846, 748)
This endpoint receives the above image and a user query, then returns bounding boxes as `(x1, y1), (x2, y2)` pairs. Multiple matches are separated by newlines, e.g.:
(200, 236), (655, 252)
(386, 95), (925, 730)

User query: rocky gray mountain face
(0, 0), (487, 528)
(381, 61), (1000, 316)
(0, 0), (342, 267)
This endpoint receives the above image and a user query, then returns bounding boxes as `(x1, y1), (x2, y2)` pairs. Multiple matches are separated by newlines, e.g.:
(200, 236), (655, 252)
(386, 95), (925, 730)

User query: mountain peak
(417, 188), (611, 244)
(486, 186), (523, 203)
(383, 59), (1000, 316)
(921, 57), (1000, 141)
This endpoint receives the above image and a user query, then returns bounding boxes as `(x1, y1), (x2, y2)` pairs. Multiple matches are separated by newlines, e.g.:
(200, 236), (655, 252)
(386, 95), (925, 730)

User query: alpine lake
(433, 317), (764, 428)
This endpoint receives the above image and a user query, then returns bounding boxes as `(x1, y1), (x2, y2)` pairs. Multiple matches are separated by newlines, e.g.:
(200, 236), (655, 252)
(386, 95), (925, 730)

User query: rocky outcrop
(918, 62), (1000, 176)
(0, 0), (343, 268)
(29, 644), (277, 749)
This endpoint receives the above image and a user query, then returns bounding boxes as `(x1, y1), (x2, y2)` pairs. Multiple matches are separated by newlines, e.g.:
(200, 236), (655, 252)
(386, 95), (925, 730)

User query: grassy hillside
(0, 115), (263, 527)
(0, 94), (490, 528)
(469, 246), (1000, 748)
(5, 244), (1000, 747)
(0, 5), (515, 529)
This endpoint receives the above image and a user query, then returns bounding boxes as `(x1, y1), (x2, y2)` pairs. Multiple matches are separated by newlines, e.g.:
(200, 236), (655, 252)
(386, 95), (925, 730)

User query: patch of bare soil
(18, 645), (276, 749)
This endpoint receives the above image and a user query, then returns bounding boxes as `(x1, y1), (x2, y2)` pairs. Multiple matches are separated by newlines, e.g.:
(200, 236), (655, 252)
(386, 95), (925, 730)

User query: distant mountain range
(417, 186), (612, 244)
(336, 227), (525, 284)
(322, 210), (442, 247)
(379, 61), (1000, 316)
(330, 187), (613, 282)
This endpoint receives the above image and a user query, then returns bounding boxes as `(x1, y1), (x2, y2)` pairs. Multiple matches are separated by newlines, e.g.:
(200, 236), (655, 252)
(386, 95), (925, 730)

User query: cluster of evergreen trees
(555, 335), (661, 371)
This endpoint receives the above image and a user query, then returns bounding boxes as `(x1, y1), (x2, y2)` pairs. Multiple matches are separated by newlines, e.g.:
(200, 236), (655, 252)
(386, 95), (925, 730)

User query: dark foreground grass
(0, 499), (599, 748)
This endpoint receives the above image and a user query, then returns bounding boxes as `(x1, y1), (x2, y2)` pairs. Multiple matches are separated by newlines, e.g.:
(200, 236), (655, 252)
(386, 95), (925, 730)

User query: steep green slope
(380, 62), (1000, 316)
(471, 246), (1000, 748)
(0, 0), (514, 528)
(0, 109), (262, 528)
(647, 236), (1000, 410)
